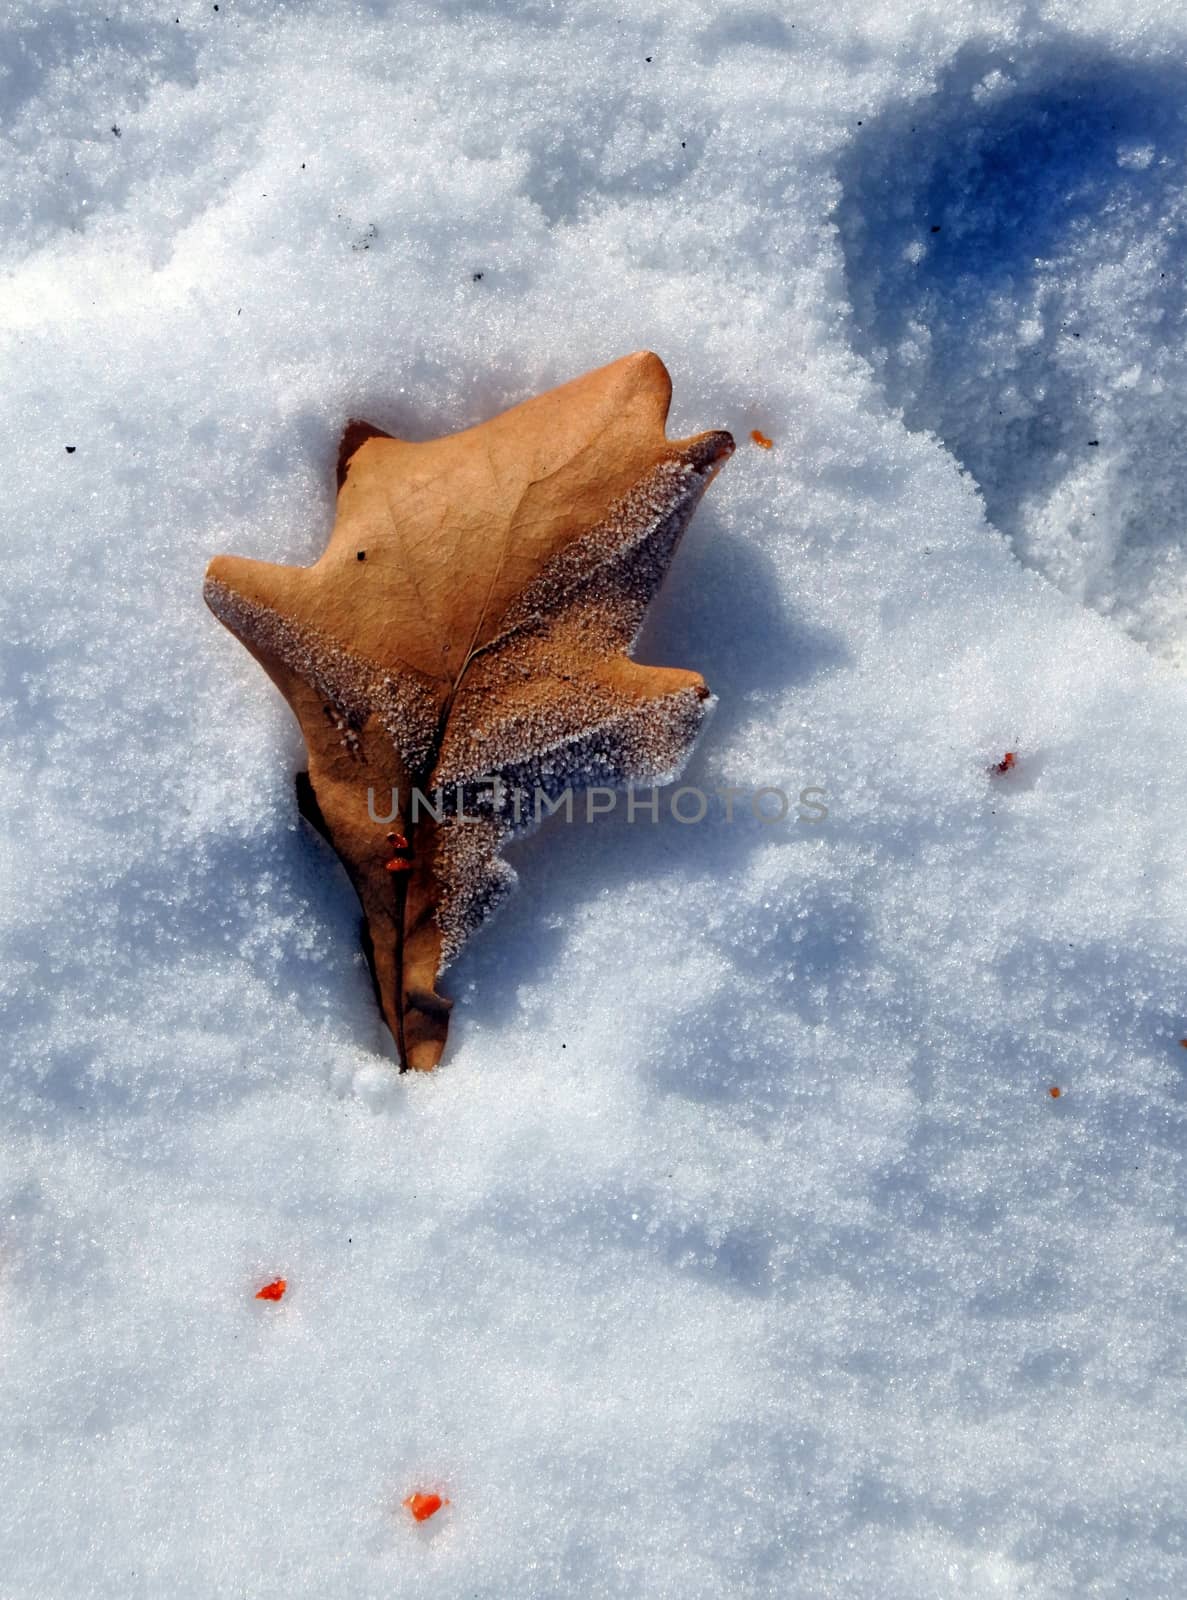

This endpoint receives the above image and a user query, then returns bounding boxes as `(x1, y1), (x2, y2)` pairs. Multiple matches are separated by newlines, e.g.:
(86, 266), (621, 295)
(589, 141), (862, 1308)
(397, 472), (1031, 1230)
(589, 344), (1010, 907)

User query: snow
(3, 2), (1187, 1595)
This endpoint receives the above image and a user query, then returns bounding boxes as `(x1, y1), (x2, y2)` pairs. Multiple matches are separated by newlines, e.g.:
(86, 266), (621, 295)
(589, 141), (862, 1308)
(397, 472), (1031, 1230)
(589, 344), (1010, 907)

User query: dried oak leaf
(204, 352), (733, 1071)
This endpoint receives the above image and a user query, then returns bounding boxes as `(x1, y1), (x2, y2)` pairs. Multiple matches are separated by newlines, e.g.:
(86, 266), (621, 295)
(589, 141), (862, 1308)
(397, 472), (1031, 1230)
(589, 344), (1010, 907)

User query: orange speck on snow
(991, 751), (1016, 775)
(1179, 1039), (1187, 1049)
(750, 429), (773, 449)
(1048, 1086), (1062, 1099)
(255, 1278), (287, 1301)
(403, 1492), (448, 1522)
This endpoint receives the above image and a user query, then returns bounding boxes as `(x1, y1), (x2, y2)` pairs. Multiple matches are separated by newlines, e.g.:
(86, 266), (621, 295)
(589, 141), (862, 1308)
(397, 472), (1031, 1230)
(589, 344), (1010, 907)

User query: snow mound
(839, 43), (1187, 662)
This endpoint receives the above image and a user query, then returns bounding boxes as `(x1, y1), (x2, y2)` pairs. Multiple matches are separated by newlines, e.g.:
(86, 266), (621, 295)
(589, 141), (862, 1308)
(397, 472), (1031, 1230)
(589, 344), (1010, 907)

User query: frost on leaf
(204, 352), (733, 1071)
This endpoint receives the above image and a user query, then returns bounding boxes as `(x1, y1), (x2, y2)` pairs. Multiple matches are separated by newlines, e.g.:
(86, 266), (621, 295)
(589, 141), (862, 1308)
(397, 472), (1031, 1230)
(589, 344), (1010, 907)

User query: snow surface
(4, 2), (1187, 1596)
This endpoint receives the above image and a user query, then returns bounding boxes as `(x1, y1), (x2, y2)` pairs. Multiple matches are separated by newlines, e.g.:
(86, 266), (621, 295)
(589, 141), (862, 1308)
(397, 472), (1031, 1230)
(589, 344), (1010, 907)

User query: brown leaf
(204, 352), (733, 1070)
